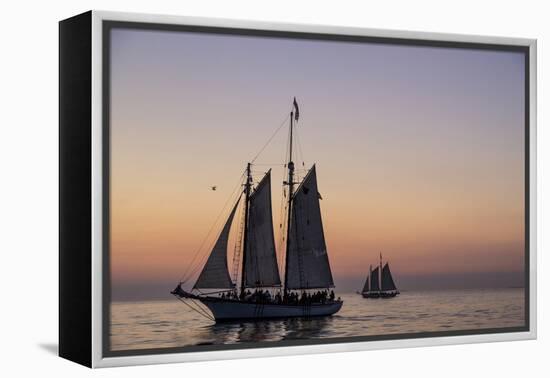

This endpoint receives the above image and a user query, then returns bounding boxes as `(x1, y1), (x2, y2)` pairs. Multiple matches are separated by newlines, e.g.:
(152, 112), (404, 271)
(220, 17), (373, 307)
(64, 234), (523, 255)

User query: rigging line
(184, 199), (240, 282)
(181, 183), (244, 284)
(179, 295), (216, 321)
(184, 189), (244, 283)
(196, 289), (234, 295)
(184, 190), (244, 285)
(250, 113), (290, 163)
(179, 291), (215, 321)
(231, 196), (246, 284)
(189, 300), (214, 321)
(278, 116), (293, 284)
(192, 298), (217, 321)
(174, 295), (214, 321)
(257, 164), (287, 168)
(179, 170), (246, 283)
(276, 202), (288, 281)
(276, 166), (288, 280)
(251, 163), (286, 166)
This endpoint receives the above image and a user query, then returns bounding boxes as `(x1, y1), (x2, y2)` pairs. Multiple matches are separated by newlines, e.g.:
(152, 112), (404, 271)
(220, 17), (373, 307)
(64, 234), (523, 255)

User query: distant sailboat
(172, 98), (343, 321)
(361, 253), (399, 298)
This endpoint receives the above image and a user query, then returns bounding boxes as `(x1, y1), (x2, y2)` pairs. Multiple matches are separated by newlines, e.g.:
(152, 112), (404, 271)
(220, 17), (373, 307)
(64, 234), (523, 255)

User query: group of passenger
(218, 289), (338, 305)
(288, 289), (336, 305)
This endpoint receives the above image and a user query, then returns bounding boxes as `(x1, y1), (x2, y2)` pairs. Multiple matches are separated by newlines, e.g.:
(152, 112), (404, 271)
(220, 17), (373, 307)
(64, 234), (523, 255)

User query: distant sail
(381, 263), (397, 291)
(244, 170), (281, 287)
(194, 197), (240, 289)
(362, 276), (370, 293)
(370, 266), (380, 291)
(286, 165), (334, 289)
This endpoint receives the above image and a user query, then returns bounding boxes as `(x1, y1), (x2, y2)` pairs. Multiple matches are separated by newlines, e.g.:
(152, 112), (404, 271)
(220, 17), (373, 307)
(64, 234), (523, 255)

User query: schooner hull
(199, 298), (343, 322)
(361, 291), (399, 299)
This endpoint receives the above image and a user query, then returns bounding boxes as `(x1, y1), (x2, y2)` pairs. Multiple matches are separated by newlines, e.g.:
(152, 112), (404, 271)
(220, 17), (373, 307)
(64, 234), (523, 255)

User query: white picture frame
(59, 10), (537, 368)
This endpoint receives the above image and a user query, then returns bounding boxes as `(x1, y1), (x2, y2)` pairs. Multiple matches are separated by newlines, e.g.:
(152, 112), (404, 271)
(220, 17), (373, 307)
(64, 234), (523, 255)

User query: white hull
(198, 298), (343, 322)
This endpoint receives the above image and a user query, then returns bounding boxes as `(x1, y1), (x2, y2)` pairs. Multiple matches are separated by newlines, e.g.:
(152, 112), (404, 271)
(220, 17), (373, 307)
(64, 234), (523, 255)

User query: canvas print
(105, 23), (528, 355)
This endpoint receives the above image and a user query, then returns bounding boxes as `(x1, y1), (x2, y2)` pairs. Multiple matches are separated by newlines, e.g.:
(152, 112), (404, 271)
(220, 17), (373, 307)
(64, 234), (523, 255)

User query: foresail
(244, 170), (281, 287)
(286, 165), (334, 289)
(370, 267), (380, 291)
(381, 263), (397, 291)
(194, 197), (240, 289)
(362, 276), (370, 293)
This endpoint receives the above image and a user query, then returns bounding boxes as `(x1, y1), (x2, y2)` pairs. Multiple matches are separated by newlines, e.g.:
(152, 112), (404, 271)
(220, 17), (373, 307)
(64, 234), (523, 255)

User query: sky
(109, 28), (526, 300)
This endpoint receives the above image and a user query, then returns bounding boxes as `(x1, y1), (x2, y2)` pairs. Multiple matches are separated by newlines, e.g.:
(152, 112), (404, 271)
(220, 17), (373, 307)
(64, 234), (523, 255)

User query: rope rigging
(182, 184), (244, 285)
(179, 170), (247, 284)
(168, 98), (343, 322)
(178, 100), (306, 298)
(250, 113), (290, 164)
(174, 295), (214, 321)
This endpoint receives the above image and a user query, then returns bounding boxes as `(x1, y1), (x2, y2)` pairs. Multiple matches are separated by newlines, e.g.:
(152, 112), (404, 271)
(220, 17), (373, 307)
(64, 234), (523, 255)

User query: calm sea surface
(110, 288), (524, 351)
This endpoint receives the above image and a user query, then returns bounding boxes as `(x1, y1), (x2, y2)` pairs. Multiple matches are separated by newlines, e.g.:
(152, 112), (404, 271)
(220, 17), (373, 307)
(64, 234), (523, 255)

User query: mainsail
(381, 263), (397, 291)
(194, 198), (240, 289)
(370, 266), (380, 292)
(286, 165), (334, 289)
(244, 170), (281, 287)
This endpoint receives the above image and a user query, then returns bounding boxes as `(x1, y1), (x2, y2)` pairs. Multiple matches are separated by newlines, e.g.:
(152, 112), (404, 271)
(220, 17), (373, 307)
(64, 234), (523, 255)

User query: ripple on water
(110, 289), (525, 351)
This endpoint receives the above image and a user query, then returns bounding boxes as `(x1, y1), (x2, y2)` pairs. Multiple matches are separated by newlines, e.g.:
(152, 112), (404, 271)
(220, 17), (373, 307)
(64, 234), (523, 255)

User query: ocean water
(110, 288), (525, 352)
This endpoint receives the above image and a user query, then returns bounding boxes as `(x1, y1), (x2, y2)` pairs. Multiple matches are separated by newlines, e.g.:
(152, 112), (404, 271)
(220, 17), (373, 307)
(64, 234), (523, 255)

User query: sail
(286, 165), (334, 289)
(362, 276), (370, 293)
(381, 263), (397, 291)
(194, 198), (240, 289)
(244, 170), (281, 287)
(370, 267), (380, 291)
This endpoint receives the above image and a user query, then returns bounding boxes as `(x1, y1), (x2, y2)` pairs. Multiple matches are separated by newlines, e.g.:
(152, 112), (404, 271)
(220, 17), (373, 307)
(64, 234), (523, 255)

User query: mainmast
(379, 252), (383, 292)
(369, 265), (372, 292)
(284, 106), (296, 292)
(240, 162), (252, 295)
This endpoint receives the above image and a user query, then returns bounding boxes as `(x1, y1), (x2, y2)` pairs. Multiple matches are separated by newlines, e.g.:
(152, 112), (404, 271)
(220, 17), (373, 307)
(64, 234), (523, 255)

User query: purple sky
(109, 28), (525, 300)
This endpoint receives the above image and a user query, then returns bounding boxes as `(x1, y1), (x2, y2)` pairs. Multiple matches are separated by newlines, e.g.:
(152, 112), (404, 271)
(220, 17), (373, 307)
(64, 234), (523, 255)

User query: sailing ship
(171, 98), (343, 321)
(361, 253), (399, 298)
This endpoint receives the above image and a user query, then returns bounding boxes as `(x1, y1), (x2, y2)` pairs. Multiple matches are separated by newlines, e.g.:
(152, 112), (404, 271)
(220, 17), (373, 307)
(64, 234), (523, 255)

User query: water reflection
(195, 316), (334, 345)
(110, 289), (525, 351)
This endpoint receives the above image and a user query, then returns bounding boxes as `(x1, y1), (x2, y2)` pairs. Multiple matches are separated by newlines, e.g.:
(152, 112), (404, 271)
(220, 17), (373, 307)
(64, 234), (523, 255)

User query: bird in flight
(211, 186), (217, 191)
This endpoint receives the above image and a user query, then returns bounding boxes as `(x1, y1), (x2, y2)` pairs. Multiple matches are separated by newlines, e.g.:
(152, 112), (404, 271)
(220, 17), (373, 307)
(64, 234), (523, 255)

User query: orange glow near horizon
(109, 29), (525, 294)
